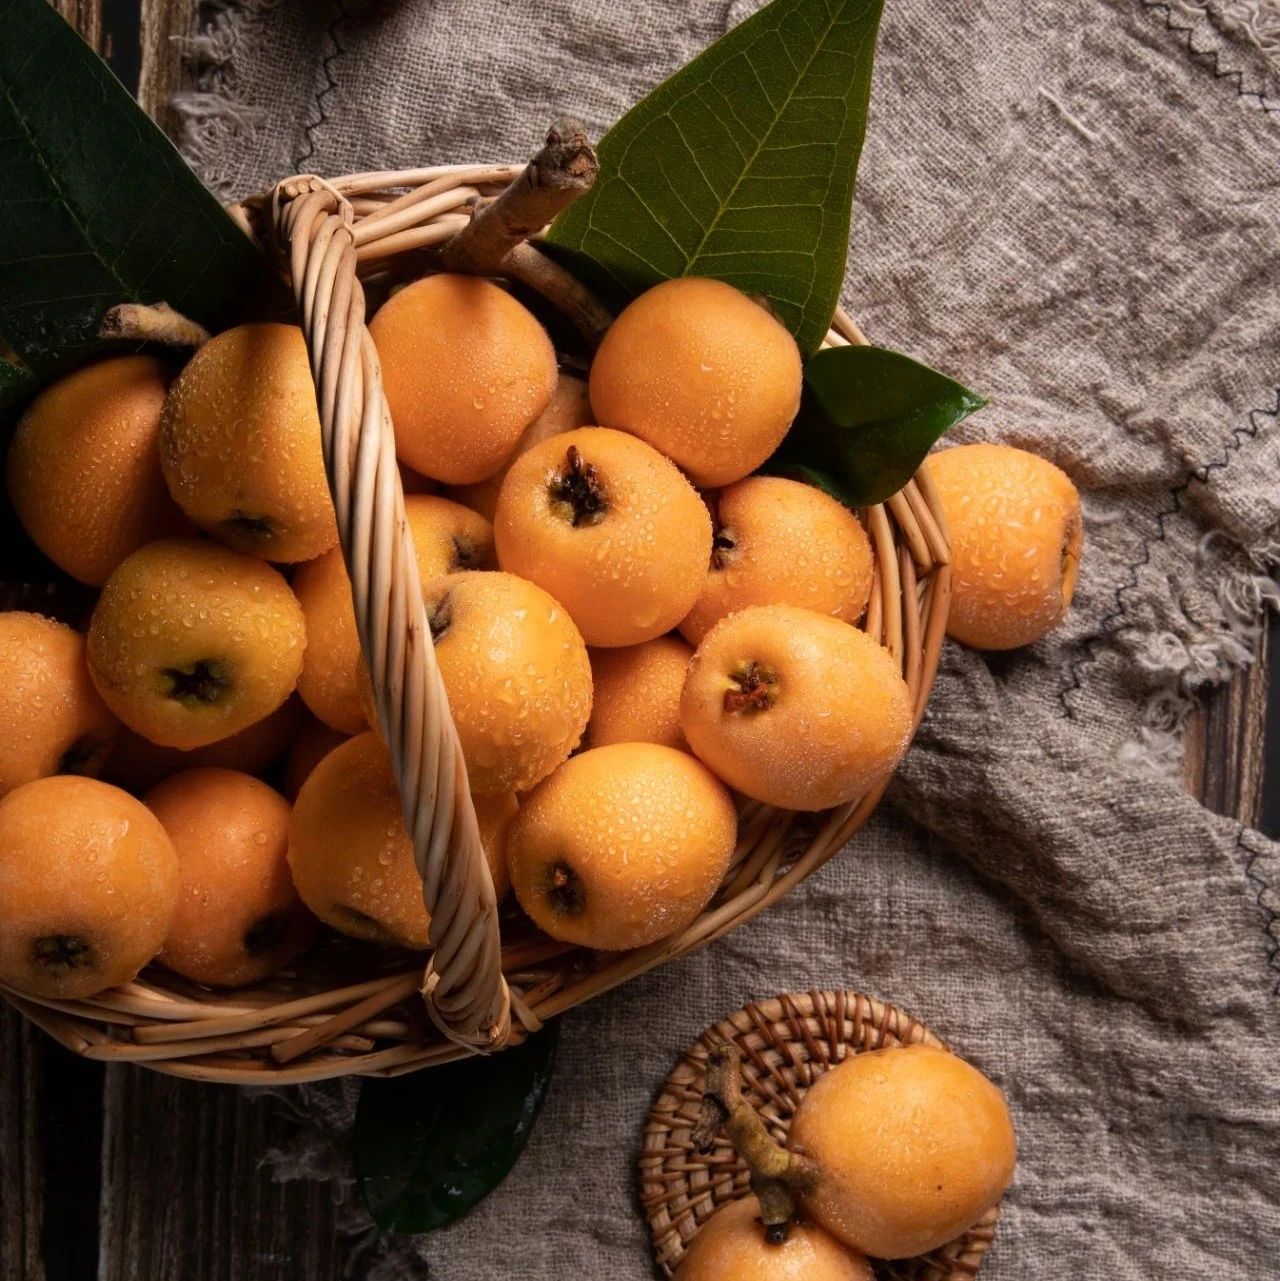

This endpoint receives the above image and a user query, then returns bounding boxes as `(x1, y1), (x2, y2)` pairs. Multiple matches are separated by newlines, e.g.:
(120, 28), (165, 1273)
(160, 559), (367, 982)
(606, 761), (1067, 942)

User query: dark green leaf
(0, 0), (269, 374)
(546, 0), (885, 355)
(0, 359), (34, 414)
(773, 345), (987, 505)
(354, 1023), (559, 1234)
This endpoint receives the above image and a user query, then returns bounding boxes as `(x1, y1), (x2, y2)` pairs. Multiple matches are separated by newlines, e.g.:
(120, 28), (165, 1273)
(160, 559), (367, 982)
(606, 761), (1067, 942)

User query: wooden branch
(440, 117), (598, 275)
(99, 302), (211, 348)
(504, 242), (613, 349)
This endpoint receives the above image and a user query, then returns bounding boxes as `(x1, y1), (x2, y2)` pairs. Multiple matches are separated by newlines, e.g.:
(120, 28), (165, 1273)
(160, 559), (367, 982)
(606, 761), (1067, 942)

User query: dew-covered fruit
(6, 356), (190, 585)
(447, 372), (593, 520)
(675, 1196), (872, 1281)
(159, 323), (338, 563)
(680, 476), (874, 646)
(589, 277), (802, 487)
(146, 768), (314, 987)
(494, 427), (711, 647)
(294, 495), (495, 734)
(369, 274), (557, 484)
(86, 538), (306, 751)
(506, 742), (737, 951)
(924, 442), (1082, 650)
(0, 613), (118, 799)
(790, 1044), (1017, 1259)
(681, 606), (911, 811)
(410, 571), (592, 794)
(587, 635), (693, 752)
(0, 776), (179, 999)
(288, 731), (430, 949)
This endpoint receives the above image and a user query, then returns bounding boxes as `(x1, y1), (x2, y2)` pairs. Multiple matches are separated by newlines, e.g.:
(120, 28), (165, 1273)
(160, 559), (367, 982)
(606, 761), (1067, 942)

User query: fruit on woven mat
(0, 612), (117, 799)
(86, 538), (306, 750)
(408, 570), (592, 794)
(473, 790), (518, 902)
(681, 605), (911, 811)
(6, 356), (190, 585)
(0, 776), (179, 999)
(924, 441), (1082, 650)
(294, 495), (495, 734)
(103, 697), (303, 794)
(679, 475), (875, 646)
(494, 426), (711, 647)
(159, 322), (338, 563)
(586, 634), (693, 752)
(506, 742), (736, 950)
(447, 372), (593, 520)
(280, 714), (349, 800)
(288, 731), (431, 949)
(145, 768), (313, 987)
(675, 1196), (872, 1281)
(370, 273), (557, 485)
(589, 277), (802, 487)
(789, 1044), (1017, 1259)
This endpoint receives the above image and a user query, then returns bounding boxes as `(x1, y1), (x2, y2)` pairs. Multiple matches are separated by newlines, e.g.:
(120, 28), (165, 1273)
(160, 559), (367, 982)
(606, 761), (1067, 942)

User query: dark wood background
(3, 4), (1278, 1278)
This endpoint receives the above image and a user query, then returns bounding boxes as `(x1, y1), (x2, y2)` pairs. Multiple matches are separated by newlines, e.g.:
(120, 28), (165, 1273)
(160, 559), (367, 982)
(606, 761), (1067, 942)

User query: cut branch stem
(99, 302), (211, 348)
(692, 1042), (821, 1243)
(503, 242), (613, 349)
(441, 117), (599, 276)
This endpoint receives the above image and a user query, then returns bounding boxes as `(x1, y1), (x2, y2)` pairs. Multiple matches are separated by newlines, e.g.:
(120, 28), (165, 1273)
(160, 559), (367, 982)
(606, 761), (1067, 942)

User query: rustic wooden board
(3, 3), (1272, 1279)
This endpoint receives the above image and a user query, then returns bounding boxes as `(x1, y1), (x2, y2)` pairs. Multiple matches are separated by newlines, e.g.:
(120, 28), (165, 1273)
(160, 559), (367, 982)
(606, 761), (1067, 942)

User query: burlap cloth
(175, 1), (1280, 1275)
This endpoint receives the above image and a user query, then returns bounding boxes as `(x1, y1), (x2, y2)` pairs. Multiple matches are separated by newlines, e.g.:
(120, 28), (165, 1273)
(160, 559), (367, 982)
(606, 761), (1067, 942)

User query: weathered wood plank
(0, 1008), (46, 1281)
(137, 0), (201, 140)
(48, 0), (101, 52)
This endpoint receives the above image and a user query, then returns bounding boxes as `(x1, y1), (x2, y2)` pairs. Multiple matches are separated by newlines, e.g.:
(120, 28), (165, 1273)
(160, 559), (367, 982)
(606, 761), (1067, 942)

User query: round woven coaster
(639, 990), (1001, 1279)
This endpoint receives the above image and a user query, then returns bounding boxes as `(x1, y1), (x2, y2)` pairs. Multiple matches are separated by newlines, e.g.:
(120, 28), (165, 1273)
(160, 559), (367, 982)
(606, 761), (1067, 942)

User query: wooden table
(3, 5), (1277, 1278)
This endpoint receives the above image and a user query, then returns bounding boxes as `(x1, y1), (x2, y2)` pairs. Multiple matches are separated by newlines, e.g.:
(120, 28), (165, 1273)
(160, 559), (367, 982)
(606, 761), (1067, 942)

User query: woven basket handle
(269, 177), (510, 1051)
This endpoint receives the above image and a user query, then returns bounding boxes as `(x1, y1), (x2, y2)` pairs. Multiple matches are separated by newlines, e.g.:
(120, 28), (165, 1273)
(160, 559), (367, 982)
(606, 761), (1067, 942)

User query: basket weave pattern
(641, 991), (999, 1279)
(1, 166), (952, 1083)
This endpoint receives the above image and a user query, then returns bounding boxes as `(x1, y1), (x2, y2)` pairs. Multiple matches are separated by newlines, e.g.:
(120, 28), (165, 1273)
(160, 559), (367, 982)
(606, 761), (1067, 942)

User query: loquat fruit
(145, 768), (314, 987)
(0, 612), (117, 799)
(159, 323), (337, 563)
(6, 356), (190, 585)
(680, 476), (874, 646)
(587, 635), (693, 751)
(494, 427), (711, 647)
(924, 442), (1082, 650)
(680, 605), (911, 811)
(87, 538), (306, 751)
(370, 274), (557, 484)
(506, 742), (737, 950)
(589, 277), (802, 487)
(0, 776), (179, 999)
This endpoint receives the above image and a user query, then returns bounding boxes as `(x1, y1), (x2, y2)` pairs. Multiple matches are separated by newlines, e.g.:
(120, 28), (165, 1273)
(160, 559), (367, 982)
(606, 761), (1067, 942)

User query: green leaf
(0, 359), (34, 414)
(773, 345), (987, 505)
(546, 0), (885, 355)
(354, 1023), (559, 1234)
(0, 0), (269, 374)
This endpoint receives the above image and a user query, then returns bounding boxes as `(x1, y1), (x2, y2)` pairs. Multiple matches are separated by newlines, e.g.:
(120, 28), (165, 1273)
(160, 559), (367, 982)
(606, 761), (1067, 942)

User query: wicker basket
(0, 163), (952, 1083)
(642, 991), (1000, 1279)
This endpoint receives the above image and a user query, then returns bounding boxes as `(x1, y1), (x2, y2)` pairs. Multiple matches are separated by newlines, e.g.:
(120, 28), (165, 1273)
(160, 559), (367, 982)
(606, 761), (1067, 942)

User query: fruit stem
(98, 302), (212, 348)
(692, 1043), (820, 1243)
(549, 446), (608, 527)
(723, 663), (777, 714)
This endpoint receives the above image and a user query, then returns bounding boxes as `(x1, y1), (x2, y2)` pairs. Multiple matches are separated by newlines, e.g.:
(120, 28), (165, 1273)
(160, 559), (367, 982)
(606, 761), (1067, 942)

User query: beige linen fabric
(177, 1), (1280, 1275)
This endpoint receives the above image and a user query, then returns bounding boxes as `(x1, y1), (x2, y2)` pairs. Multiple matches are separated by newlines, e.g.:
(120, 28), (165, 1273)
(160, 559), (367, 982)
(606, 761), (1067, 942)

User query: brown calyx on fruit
(427, 592), (454, 642)
(546, 860), (587, 916)
(450, 534), (493, 572)
(710, 526), (738, 571)
(549, 445), (608, 527)
(164, 660), (229, 706)
(724, 662), (777, 714)
(692, 1042), (820, 1243)
(57, 733), (112, 777)
(221, 510), (277, 544)
(31, 933), (95, 976)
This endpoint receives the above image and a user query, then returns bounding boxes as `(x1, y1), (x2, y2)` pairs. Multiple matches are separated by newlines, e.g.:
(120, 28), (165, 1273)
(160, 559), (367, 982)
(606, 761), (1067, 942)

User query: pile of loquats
(0, 271), (1081, 1024)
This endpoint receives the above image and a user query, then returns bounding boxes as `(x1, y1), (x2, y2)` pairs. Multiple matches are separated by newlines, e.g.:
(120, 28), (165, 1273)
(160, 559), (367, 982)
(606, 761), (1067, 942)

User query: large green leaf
(0, 0), (268, 374)
(547, 0), (885, 355)
(772, 345), (987, 505)
(0, 358), (33, 414)
(354, 1023), (559, 1234)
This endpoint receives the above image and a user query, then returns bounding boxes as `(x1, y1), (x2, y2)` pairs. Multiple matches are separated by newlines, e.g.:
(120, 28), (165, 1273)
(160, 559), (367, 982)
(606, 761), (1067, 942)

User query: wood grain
(137, 0), (201, 139)
(48, 0), (101, 52)
(0, 1010), (46, 1281)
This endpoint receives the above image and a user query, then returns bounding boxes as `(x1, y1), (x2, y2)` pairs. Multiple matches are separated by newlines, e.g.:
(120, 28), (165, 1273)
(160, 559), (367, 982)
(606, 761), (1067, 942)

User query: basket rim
(3, 162), (953, 1084)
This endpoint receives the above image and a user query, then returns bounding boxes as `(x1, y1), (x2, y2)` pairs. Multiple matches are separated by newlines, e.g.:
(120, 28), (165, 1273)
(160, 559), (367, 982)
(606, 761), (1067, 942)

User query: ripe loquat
(587, 634), (693, 751)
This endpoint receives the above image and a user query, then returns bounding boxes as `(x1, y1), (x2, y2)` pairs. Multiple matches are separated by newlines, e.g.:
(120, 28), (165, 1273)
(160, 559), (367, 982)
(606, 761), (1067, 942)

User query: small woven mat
(639, 990), (999, 1280)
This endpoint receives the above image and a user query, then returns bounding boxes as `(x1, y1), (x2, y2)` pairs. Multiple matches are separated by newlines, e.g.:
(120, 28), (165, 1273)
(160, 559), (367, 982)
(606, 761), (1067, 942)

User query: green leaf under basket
(546, 0), (885, 355)
(354, 1022), (559, 1234)
(0, 0), (269, 375)
(772, 344), (988, 505)
(0, 358), (34, 415)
